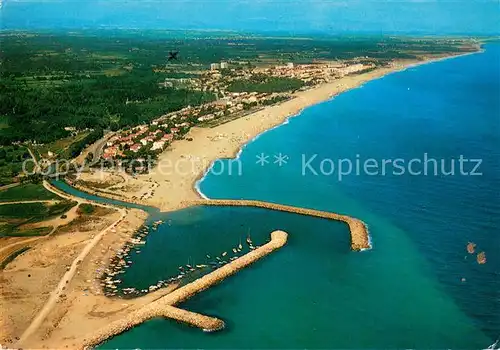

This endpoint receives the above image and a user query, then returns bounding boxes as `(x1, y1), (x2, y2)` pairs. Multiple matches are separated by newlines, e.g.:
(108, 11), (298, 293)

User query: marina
(82, 231), (288, 349)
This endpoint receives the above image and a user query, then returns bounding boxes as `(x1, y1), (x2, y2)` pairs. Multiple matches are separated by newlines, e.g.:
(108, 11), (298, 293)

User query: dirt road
(16, 181), (127, 345)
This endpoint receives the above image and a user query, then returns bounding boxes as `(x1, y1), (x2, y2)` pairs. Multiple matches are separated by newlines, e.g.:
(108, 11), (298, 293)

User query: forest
(0, 31), (478, 145)
(0, 74), (214, 145)
(227, 75), (304, 93)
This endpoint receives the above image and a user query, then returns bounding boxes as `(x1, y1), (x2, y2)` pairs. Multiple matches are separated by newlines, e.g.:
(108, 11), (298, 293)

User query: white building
(210, 63), (221, 70)
(197, 114), (215, 122)
(336, 63), (368, 76)
(286, 62), (294, 69)
(151, 141), (165, 151)
(220, 61), (229, 69)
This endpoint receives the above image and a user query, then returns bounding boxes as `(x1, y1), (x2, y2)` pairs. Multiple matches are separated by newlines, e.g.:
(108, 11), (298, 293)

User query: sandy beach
(0, 202), (181, 349)
(76, 55), (467, 212)
(2, 52), (474, 349)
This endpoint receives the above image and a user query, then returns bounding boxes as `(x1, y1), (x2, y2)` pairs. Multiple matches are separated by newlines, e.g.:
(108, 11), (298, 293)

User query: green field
(0, 200), (77, 237)
(0, 31), (477, 146)
(0, 116), (9, 130)
(34, 132), (90, 159)
(227, 75), (304, 93)
(0, 145), (33, 185)
(77, 203), (96, 215)
(0, 183), (60, 202)
(0, 200), (76, 220)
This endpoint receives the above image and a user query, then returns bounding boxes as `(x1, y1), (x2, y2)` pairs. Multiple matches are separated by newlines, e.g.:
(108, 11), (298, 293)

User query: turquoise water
(61, 44), (499, 348)
(111, 206), (351, 293)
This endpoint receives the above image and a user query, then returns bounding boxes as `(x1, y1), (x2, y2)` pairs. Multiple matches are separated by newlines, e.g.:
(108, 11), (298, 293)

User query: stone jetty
(158, 306), (224, 332)
(189, 199), (370, 251)
(81, 230), (288, 349)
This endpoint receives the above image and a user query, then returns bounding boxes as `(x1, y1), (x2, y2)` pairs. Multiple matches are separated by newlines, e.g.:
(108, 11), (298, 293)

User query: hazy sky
(1, 0), (499, 35)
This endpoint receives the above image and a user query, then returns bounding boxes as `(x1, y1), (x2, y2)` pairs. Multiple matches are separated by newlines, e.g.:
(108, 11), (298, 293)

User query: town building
(210, 63), (221, 71)
(162, 134), (174, 141)
(130, 144), (142, 153)
(151, 141), (165, 151)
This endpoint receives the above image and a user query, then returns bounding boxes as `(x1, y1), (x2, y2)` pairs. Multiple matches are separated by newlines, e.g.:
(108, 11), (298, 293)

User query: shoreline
(73, 50), (482, 214)
(7, 48), (485, 348)
(81, 230), (288, 349)
(50, 179), (372, 250)
(8, 182), (181, 349)
(191, 50), (482, 202)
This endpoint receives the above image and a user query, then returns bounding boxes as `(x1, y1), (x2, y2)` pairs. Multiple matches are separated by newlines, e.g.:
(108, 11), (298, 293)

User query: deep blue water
(83, 44), (500, 349)
(198, 45), (500, 345)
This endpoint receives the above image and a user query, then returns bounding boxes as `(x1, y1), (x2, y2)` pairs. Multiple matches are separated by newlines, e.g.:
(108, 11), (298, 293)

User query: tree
(85, 152), (94, 163)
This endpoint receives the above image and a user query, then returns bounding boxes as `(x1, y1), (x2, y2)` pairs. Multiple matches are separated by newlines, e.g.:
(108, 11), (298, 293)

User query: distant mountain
(2, 0), (499, 35)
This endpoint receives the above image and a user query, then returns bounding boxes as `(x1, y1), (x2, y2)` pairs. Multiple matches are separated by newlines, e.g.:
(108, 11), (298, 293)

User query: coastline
(194, 50), (485, 195)
(71, 50), (483, 214)
(117, 51), (480, 212)
(81, 230), (288, 350)
(7, 183), (181, 349)
(6, 48), (487, 349)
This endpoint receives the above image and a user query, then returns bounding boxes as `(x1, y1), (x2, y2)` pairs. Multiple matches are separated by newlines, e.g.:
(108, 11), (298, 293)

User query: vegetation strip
(0, 246), (31, 270)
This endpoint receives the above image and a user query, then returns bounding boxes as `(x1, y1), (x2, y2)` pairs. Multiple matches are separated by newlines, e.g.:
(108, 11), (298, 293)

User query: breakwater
(188, 199), (370, 251)
(56, 181), (369, 251)
(81, 230), (288, 349)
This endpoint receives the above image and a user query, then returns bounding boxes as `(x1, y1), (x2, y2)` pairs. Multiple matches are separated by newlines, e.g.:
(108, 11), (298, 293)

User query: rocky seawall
(81, 230), (288, 349)
(189, 199), (370, 251)
(54, 182), (369, 252)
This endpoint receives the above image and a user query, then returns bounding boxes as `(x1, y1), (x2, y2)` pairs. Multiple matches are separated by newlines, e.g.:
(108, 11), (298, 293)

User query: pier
(65, 181), (370, 251)
(81, 230), (288, 349)
(42, 181), (369, 349)
(189, 199), (370, 251)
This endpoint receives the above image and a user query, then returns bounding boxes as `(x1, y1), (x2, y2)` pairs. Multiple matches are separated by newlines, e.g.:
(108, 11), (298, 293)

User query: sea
(96, 43), (499, 349)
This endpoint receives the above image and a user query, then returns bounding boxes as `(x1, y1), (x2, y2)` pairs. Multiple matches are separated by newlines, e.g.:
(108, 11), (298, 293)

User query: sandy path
(27, 146), (40, 173)
(0, 237), (40, 253)
(0, 183), (20, 191)
(16, 182), (127, 345)
(0, 199), (78, 268)
(22, 202), (80, 232)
